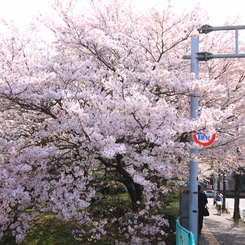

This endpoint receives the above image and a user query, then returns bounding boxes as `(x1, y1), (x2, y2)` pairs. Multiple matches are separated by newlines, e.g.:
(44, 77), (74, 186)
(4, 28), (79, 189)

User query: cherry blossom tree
(2, 0), (245, 243)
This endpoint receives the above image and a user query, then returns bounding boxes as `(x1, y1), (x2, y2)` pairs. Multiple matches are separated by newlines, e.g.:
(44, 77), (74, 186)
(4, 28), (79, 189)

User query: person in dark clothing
(198, 185), (208, 234)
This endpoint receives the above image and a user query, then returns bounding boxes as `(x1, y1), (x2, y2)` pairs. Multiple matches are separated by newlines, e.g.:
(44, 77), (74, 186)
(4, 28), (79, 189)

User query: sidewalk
(199, 200), (245, 245)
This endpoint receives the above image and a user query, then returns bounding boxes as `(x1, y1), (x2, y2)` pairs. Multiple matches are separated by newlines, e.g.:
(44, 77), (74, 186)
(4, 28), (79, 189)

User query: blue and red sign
(192, 132), (216, 146)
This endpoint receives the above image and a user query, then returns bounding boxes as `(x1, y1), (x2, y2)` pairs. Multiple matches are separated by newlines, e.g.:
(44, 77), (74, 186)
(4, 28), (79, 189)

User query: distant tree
(233, 173), (241, 220)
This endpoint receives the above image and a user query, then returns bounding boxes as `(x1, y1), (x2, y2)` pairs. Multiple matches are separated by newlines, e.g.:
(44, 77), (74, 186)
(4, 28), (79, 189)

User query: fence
(176, 218), (195, 245)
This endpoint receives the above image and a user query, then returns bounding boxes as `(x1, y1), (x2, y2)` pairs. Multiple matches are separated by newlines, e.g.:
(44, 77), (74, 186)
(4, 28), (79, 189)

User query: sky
(0, 0), (245, 29)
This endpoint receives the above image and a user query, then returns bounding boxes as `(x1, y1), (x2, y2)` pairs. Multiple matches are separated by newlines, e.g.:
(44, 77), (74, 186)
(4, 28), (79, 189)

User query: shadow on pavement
(199, 202), (245, 245)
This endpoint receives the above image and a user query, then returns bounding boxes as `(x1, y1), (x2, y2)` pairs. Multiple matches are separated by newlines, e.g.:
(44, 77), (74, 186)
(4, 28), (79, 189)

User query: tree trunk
(218, 170), (221, 192)
(233, 173), (241, 220)
(115, 154), (143, 210)
(97, 154), (144, 210)
(222, 172), (226, 212)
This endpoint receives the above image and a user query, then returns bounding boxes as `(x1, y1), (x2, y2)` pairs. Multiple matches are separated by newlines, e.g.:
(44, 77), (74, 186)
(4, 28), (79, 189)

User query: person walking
(214, 192), (223, 215)
(198, 185), (208, 234)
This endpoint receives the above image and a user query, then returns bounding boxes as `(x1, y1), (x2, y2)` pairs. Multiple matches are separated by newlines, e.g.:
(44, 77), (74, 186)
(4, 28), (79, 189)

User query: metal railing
(176, 218), (195, 245)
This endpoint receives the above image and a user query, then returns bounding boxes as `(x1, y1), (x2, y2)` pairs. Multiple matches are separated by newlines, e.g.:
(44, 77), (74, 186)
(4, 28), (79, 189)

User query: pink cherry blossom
(0, 0), (244, 243)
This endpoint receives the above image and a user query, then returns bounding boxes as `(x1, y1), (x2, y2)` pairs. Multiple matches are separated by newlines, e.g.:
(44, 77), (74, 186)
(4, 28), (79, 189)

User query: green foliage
(2, 213), (82, 245)
(1, 191), (180, 245)
(155, 199), (180, 245)
(89, 196), (131, 218)
(163, 202), (180, 228)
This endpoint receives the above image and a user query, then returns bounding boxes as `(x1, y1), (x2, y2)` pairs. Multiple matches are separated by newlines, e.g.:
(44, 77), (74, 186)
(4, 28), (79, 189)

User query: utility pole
(189, 36), (199, 244)
(183, 24), (245, 245)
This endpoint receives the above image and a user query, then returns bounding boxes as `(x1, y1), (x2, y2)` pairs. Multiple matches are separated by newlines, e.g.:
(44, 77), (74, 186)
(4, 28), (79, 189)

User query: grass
(1, 192), (180, 244)
(2, 213), (82, 245)
(227, 217), (244, 222)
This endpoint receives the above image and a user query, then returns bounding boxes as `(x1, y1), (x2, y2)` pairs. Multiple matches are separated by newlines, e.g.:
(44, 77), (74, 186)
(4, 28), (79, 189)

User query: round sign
(192, 132), (216, 146)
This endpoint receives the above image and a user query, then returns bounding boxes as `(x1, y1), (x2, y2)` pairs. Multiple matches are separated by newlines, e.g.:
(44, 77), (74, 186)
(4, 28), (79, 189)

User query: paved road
(199, 198), (245, 245)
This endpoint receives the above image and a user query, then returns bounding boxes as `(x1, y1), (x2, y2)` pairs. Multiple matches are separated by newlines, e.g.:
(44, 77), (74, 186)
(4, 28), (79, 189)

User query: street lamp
(183, 24), (245, 245)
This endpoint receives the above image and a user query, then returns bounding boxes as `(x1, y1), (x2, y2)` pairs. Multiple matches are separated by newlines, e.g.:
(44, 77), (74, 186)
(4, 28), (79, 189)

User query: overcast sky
(0, 0), (245, 29)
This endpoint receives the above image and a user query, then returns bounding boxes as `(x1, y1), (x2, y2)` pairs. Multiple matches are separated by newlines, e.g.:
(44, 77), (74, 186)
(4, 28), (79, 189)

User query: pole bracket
(198, 24), (213, 34)
(197, 52), (213, 61)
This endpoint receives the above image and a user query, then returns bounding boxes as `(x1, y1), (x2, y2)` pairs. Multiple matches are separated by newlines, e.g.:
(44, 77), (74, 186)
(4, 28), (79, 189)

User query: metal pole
(197, 24), (245, 33)
(235, 29), (239, 54)
(189, 36), (199, 245)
